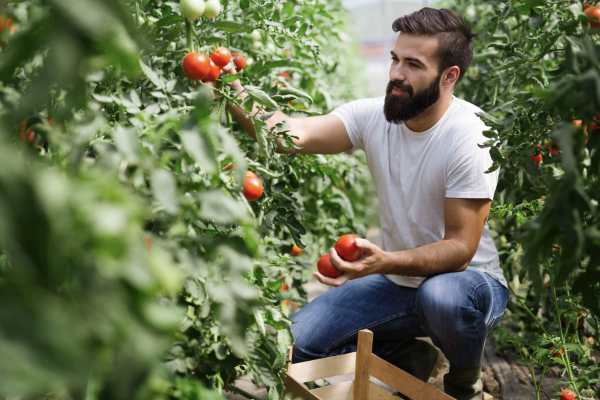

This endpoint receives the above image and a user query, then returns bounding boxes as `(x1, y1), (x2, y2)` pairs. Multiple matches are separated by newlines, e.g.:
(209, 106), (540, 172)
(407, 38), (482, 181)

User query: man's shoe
(382, 338), (444, 382)
(443, 362), (483, 400)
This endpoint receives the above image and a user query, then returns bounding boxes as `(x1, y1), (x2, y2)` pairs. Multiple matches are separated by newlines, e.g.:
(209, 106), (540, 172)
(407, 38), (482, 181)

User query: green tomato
(203, 0), (221, 19)
(267, 42), (276, 52)
(180, 0), (205, 20)
(252, 41), (262, 50)
(248, 30), (262, 41)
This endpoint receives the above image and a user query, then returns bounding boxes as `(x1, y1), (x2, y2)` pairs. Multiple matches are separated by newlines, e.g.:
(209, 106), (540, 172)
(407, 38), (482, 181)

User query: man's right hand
(220, 62), (244, 94)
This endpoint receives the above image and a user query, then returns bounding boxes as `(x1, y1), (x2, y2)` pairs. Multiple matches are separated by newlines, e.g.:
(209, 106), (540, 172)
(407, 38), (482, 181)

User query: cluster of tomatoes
(180, 0), (222, 21)
(317, 234), (363, 278)
(183, 46), (245, 83)
(530, 113), (599, 165)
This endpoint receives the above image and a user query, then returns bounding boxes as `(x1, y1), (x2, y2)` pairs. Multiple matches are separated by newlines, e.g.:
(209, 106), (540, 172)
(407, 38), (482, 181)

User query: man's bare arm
(222, 64), (353, 155)
(378, 198), (492, 277)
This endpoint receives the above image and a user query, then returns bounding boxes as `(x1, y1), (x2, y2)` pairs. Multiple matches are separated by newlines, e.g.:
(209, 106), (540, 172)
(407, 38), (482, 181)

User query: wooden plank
(283, 373), (323, 400)
(370, 354), (455, 400)
(354, 330), (373, 400)
(483, 392), (493, 400)
(310, 381), (353, 400)
(287, 346), (293, 374)
(289, 353), (357, 383)
(368, 381), (398, 400)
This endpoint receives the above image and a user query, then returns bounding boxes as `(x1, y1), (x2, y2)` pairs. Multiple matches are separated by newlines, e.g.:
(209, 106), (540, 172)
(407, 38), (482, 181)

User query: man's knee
(417, 274), (485, 336)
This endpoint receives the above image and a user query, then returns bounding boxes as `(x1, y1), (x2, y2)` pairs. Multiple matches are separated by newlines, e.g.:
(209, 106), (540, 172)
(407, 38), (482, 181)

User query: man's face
(384, 33), (443, 124)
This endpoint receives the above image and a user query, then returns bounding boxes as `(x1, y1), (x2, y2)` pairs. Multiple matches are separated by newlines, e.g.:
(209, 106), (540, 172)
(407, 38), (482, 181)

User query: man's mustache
(390, 81), (413, 95)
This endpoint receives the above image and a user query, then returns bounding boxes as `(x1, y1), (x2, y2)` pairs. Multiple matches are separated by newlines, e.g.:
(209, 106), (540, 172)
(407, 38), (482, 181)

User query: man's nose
(389, 64), (407, 82)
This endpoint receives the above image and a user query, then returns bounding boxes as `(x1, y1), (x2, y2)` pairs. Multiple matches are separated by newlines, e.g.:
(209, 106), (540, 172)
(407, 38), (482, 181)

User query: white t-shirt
(331, 96), (507, 288)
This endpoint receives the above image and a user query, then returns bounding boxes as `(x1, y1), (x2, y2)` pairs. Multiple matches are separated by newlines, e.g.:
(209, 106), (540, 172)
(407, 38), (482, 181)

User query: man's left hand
(313, 238), (389, 287)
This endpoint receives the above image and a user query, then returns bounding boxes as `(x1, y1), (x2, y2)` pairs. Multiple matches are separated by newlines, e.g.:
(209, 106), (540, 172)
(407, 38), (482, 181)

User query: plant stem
(551, 278), (582, 400)
(185, 19), (194, 52)
(227, 384), (263, 400)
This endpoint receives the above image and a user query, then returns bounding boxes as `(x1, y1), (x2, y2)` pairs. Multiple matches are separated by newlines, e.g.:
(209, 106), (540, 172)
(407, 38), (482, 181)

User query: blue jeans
(290, 267), (508, 370)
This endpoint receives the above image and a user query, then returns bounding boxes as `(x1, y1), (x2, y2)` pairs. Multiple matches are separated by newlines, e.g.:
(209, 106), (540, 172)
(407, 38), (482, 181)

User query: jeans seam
(469, 281), (489, 345)
(326, 310), (418, 353)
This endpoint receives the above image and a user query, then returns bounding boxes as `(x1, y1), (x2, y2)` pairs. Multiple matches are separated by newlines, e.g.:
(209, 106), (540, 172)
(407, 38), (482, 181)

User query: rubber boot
(443, 362), (483, 400)
(381, 339), (444, 400)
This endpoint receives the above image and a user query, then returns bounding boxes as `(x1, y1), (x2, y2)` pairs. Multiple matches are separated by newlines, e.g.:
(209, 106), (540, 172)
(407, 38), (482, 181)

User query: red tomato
(559, 389), (575, 400)
(142, 236), (152, 249)
(291, 244), (302, 257)
(183, 53), (210, 80)
(284, 300), (290, 306)
(577, 311), (587, 329)
(335, 234), (362, 261)
(0, 16), (15, 35)
(550, 346), (563, 357)
(585, 5), (600, 28)
(223, 163), (234, 170)
(530, 153), (542, 165)
(201, 60), (220, 83)
(588, 336), (595, 345)
(584, 3), (592, 11)
(211, 47), (231, 68)
(243, 171), (263, 201)
(231, 52), (245, 70)
(317, 254), (342, 278)
(282, 283), (288, 291)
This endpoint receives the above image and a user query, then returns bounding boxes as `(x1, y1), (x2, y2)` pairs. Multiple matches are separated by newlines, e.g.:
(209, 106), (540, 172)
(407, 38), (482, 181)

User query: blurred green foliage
(0, 0), (374, 399)
(444, 0), (600, 396)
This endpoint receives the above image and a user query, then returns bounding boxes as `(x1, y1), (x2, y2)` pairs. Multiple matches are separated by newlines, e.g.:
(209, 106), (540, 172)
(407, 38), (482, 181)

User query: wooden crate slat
(370, 354), (456, 400)
(483, 392), (493, 400)
(353, 330), (373, 400)
(309, 380), (354, 400)
(289, 353), (357, 383)
(283, 373), (323, 400)
(287, 346), (294, 374)
(368, 381), (399, 400)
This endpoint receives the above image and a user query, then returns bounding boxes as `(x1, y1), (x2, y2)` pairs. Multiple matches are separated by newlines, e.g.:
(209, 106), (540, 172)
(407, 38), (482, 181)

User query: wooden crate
(283, 329), (492, 400)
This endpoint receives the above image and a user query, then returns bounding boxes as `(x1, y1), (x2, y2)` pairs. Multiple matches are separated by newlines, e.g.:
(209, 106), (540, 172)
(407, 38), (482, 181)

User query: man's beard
(383, 72), (442, 125)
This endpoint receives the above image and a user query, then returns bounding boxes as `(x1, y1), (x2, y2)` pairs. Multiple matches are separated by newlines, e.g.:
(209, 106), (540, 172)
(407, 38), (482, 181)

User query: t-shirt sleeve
(446, 122), (499, 200)
(330, 98), (379, 155)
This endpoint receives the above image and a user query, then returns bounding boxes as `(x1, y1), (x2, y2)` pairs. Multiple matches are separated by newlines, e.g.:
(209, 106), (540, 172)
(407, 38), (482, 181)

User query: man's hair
(392, 8), (478, 85)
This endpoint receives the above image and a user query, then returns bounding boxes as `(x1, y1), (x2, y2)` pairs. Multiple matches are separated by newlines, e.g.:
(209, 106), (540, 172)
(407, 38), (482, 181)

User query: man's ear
(443, 66), (461, 87)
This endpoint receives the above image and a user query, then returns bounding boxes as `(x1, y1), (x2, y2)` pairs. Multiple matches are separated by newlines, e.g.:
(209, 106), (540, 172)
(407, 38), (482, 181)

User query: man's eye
(391, 57), (398, 61)
(410, 63), (419, 68)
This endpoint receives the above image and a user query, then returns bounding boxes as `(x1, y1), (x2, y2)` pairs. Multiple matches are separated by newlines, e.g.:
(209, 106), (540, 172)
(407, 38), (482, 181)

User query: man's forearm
(379, 239), (473, 277)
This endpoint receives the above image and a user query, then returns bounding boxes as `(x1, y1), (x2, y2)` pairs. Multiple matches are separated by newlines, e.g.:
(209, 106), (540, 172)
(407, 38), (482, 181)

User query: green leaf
(245, 85), (279, 109)
(156, 15), (185, 27)
(213, 20), (254, 33)
(276, 328), (294, 357)
(256, 59), (293, 71)
(283, 16), (303, 28)
(279, 87), (313, 104)
(139, 60), (165, 89)
(151, 169), (178, 214)
(221, 71), (243, 83)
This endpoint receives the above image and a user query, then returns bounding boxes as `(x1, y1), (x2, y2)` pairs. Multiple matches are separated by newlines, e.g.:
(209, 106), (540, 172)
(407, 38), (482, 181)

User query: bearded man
(222, 7), (508, 400)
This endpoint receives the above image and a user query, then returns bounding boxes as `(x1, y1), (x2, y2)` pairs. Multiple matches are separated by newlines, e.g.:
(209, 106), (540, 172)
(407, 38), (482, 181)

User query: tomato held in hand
(183, 53), (210, 80)
(335, 234), (362, 261)
(317, 254), (342, 278)
(231, 53), (245, 70)
(291, 244), (302, 257)
(585, 5), (600, 28)
(211, 47), (231, 68)
(201, 60), (220, 83)
(559, 389), (575, 400)
(180, 0), (205, 20)
(243, 171), (263, 201)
